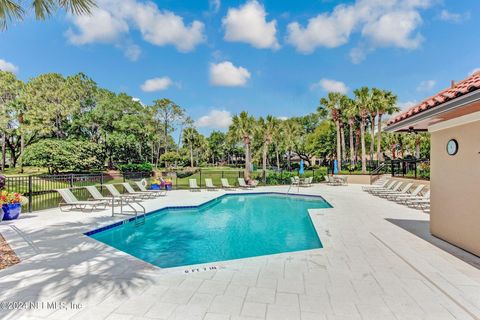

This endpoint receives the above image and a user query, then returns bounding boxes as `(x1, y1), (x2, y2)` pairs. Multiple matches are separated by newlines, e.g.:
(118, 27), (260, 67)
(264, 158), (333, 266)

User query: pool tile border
(84, 192), (331, 236)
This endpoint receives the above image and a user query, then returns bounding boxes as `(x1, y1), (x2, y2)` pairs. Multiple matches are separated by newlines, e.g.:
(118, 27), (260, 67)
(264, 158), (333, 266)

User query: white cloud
(141, 77), (173, 92)
(277, 116), (289, 121)
(0, 59), (19, 73)
(470, 68), (480, 75)
(361, 11), (423, 49)
(210, 61), (251, 87)
(195, 110), (233, 129)
(123, 43), (141, 61)
(209, 0), (221, 13)
(417, 80), (436, 91)
(66, 0), (206, 56)
(222, 0), (279, 50)
(311, 78), (348, 94)
(439, 9), (469, 23)
(65, 7), (129, 45)
(397, 101), (417, 110)
(286, 0), (430, 59)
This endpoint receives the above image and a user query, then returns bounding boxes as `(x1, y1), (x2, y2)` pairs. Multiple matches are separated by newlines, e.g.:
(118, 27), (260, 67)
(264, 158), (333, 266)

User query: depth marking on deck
(371, 232), (480, 320)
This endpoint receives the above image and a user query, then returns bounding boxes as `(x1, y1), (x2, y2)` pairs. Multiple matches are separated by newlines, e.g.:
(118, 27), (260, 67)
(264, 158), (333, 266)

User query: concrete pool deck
(0, 184), (479, 320)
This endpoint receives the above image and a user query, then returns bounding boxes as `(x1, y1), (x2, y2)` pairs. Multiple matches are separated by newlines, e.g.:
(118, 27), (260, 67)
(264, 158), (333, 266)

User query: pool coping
(84, 191), (332, 236)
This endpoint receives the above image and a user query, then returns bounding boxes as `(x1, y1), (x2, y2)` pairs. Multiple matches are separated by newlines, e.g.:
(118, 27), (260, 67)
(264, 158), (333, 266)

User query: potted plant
(1, 191), (28, 221)
(151, 179), (161, 190)
(164, 178), (173, 191)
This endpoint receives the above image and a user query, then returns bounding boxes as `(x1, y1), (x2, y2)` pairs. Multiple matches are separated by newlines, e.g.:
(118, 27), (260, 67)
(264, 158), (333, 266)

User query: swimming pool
(87, 193), (331, 268)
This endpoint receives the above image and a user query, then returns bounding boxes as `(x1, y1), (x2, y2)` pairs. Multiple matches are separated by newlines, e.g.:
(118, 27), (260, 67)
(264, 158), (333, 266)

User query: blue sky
(0, 0), (479, 134)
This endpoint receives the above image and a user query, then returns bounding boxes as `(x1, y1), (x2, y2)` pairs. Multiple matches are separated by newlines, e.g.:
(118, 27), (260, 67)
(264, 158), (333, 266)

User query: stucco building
(386, 71), (480, 257)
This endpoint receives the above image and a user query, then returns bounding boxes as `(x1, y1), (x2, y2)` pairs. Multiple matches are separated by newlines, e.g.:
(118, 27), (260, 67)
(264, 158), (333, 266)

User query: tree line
(0, 70), (429, 177)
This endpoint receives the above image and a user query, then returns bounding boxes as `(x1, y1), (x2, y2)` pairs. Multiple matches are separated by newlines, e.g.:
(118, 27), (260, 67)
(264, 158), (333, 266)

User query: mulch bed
(0, 233), (20, 270)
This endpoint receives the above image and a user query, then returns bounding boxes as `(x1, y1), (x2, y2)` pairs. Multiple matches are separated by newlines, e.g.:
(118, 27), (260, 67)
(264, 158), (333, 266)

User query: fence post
(70, 174), (74, 188)
(100, 172), (104, 185)
(199, 169), (202, 188)
(28, 175), (33, 213)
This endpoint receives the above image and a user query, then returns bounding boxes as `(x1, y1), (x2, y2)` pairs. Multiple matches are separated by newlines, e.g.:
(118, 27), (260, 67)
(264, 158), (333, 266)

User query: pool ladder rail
(111, 196), (146, 227)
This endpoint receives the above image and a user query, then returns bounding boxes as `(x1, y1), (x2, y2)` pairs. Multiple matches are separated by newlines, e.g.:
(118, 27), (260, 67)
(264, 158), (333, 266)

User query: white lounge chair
(365, 180), (395, 193)
(134, 181), (166, 196)
(205, 178), (217, 191)
(189, 179), (201, 191)
(370, 181), (402, 195)
(381, 183), (413, 199)
(221, 178), (235, 190)
(392, 185), (426, 203)
(301, 176), (313, 187)
(405, 190), (430, 209)
(105, 184), (144, 201)
(362, 179), (391, 191)
(121, 183), (156, 199)
(238, 178), (253, 189)
(85, 185), (126, 206)
(57, 188), (108, 212)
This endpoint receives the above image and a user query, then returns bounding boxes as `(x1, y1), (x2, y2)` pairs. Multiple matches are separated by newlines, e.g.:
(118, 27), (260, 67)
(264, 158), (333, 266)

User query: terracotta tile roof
(387, 71), (480, 126)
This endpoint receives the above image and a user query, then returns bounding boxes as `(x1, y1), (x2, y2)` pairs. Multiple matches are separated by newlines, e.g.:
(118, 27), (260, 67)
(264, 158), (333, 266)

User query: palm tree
(282, 119), (301, 170)
(373, 89), (398, 162)
(319, 92), (343, 171)
(257, 116), (278, 182)
(354, 87), (373, 173)
(182, 126), (199, 168)
(342, 96), (357, 168)
(1, 0), (95, 30)
(229, 111), (256, 181)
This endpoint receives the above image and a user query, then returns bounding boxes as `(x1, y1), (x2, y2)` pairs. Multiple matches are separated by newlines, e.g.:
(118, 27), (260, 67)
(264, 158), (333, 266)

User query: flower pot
(2, 203), (21, 220)
(150, 184), (161, 190)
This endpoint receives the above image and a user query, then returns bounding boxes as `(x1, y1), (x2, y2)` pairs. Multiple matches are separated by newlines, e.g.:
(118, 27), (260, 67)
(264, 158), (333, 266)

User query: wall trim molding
(428, 111), (480, 132)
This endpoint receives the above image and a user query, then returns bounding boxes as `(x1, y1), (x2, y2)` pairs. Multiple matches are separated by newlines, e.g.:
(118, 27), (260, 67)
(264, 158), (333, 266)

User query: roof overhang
(385, 90), (480, 132)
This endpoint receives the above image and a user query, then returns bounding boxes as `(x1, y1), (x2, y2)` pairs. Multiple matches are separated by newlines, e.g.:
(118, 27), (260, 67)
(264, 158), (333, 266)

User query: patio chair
(405, 190), (430, 209)
(105, 184), (144, 201)
(57, 188), (108, 212)
(205, 178), (217, 191)
(238, 178), (253, 189)
(291, 176), (300, 187)
(327, 176), (341, 186)
(221, 178), (236, 190)
(134, 181), (167, 196)
(392, 185), (426, 203)
(381, 183), (413, 199)
(370, 181), (402, 196)
(121, 183), (156, 199)
(189, 179), (201, 191)
(85, 185), (127, 206)
(301, 177), (313, 187)
(362, 179), (391, 192)
(365, 180), (395, 193)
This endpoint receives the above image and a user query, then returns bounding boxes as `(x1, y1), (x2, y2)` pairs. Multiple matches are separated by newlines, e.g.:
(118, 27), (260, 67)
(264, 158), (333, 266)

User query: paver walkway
(0, 184), (479, 320)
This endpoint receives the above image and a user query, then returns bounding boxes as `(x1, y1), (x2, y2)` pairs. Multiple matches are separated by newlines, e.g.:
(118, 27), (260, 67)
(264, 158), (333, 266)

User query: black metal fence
(3, 172), (152, 212)
(3, 168), (329, 212)
(389, 159), (430, 180)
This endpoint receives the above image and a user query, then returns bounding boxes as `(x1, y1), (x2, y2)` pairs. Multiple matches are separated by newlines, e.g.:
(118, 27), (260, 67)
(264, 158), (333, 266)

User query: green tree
(342, 96), (357, 167)
(256, 115), (278, 181)
(319, 92), (343, 170)
(23, 139), (104, 173)
(0, 71), (24, 171)
(182, 126), (202, 168)
(151, 99), (185, 166)
(281, 119), (302, 170)
(1, 0), (95, 30)
(373, 89), (398, 161)
(23, 73), (96, 138)
(354, 87), (374, 173)
(207, 131), (226, 165)
(229, 111), (256, 181)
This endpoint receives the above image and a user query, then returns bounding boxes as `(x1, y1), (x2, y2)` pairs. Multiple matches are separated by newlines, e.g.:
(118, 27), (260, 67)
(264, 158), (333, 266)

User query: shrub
(117, 163), (153, 173)
(23, 139), (104, 174)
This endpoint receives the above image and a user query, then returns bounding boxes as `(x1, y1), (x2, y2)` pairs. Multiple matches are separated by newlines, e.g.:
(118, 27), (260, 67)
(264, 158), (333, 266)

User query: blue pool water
(89, 193), (331, 268)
